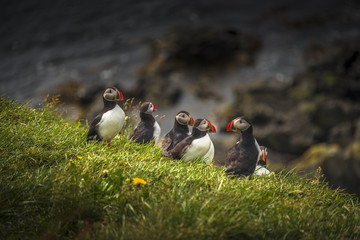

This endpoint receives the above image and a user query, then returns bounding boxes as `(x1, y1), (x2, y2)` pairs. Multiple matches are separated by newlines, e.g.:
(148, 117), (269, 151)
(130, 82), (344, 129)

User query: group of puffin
(87, 87), (270, 177)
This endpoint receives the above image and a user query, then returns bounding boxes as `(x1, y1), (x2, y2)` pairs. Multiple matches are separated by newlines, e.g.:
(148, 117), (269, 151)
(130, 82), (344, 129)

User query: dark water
(1, 0), (359, 135)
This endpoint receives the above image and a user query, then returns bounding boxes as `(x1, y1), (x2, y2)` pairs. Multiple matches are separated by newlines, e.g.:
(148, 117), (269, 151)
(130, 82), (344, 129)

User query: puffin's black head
(226, 116), (251, 132)
(175, 111), (194, 126)
(139, 102), (157, 114)
(258, 146), (268, 166)
(103, 87), (124, 102)
(193, 119), (216, 133)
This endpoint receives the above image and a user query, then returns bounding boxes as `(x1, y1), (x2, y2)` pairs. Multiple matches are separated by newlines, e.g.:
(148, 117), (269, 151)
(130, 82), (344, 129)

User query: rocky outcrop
(290, 142), (360, 197)
(132, 26), (262, 106)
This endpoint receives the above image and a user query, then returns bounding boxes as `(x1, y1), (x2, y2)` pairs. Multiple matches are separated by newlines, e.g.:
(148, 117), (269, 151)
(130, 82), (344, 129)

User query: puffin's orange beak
(262, 150), (266, 162)
(207, 120), (216, 133)
(117, 90), (124, 101)
(188, 115), (195, 126)
(153, 104), (157, 112)
(226, 120), (237, 132)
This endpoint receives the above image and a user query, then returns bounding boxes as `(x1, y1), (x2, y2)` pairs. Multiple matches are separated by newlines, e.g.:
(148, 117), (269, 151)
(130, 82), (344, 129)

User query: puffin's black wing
(169, 136), (193, 159)
(161, 130), (174, 156)
(87, 114), (103, 141)
(128, 122), (154, 144)
(225, 144), (257, 177)
(127, 125), (137, 141)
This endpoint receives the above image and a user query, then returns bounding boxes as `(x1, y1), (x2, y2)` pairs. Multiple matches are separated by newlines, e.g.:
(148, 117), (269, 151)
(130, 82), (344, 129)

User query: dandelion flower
(77, 156), (83, 159)
(125, 178), (130, 182)
(132, 178), (147, 185)
(69, 159), (73, 162)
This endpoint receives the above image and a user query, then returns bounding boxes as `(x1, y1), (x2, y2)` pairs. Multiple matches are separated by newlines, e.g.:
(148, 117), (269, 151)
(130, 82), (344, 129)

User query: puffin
(253, 146), (271, 176)
(225, 116), (261, 177)
(161, 111), (194, 156)
(128, 102), (161, 145)
(169, 118), (216, 163)
(87, 87), (125, 147)
(203, 140), (215, 165)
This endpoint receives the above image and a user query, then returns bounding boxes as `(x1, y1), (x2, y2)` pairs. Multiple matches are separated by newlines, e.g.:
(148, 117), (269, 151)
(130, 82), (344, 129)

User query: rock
(132, 26), (262, 106)
(355, 119), (360, 142)
(289, 143), (341, 177)
(143, 26), (261, 73)
(288, 142), (360, 197)
(322, 143), (360, 196)
(329, 121), (354, 146)
(131, 75), (183, 106)
(299, 40), (360, 101)
(292, 142), (360, 197)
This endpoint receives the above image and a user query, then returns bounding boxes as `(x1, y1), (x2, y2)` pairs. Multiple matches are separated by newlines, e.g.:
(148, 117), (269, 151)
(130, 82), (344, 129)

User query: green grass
(0, 96), (359, 240)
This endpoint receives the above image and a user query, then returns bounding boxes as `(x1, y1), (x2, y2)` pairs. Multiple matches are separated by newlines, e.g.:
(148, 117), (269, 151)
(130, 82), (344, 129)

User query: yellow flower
(125, 178), (130, 182)
(69, 159), (73, 162)
(132, 178), (147, 185)
(77, 156), (83, 159)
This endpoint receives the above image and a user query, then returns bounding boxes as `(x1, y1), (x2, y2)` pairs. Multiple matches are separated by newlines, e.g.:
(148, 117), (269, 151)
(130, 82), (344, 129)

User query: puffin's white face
(103, 87), (124, 101)
(195, 119), (207, 131)
(145, 102), (157, 114)
(227, 117), (251, 132)
(195, 119), (216, 133)
(175, 112), (194, 126)
(234, 118), (251, 131)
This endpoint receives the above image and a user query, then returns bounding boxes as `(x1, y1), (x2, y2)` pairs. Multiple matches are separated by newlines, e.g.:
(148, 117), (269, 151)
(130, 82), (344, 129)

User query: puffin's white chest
(253, 165), (271, 176)
(153, 121), (161, 144)
(203, 140), (215, 165)
(183, 134), (212, 162)
(98, 105), (125, 141)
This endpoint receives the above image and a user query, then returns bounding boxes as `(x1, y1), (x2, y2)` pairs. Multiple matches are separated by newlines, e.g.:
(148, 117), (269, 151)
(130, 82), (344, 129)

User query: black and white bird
(225, 116), (261, 177)
(87, 87), (125, 147)
(169, 118), (216, 163)
(162, 111), (194, 156)
(128, 102), (161, 145)
(253, 146), (271, 176)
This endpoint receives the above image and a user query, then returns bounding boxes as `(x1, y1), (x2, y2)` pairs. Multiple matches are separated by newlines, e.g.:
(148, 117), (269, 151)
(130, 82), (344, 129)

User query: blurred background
(1, 0), (359, 196)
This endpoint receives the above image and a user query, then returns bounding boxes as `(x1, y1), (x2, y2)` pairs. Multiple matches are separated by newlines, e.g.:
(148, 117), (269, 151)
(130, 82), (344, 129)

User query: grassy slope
(0, 96), (359, 240)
